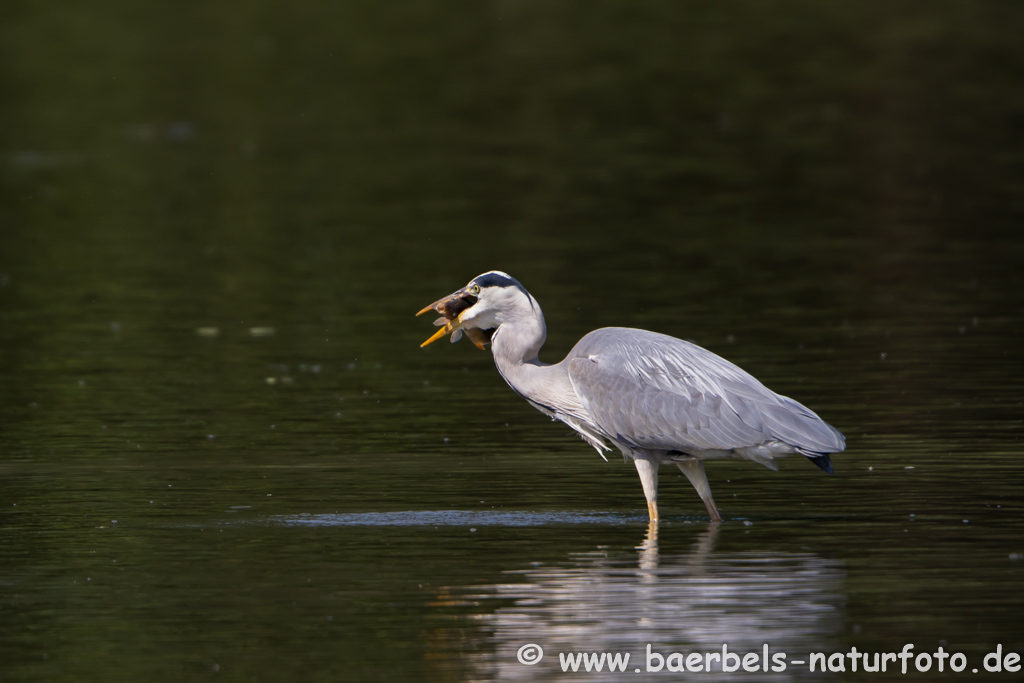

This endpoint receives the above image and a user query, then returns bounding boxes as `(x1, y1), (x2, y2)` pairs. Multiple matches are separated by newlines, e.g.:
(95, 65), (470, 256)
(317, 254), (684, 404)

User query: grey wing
(566, 328), (845, 455)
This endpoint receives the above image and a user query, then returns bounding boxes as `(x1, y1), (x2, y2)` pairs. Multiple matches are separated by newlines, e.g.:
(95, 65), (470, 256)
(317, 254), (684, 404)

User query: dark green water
(2, 2), (1023, 681)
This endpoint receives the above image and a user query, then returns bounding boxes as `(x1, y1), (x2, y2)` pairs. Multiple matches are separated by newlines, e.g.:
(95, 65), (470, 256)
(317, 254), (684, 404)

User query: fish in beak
(416, 287), (490, 349)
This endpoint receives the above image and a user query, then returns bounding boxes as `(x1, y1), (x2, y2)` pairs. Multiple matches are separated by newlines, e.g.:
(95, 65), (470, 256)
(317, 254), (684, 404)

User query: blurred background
(1, 1), (1022, 681)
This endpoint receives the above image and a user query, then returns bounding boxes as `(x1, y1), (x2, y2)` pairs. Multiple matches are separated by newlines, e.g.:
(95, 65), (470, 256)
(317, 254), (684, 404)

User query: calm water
(3, 2), (1024, 681)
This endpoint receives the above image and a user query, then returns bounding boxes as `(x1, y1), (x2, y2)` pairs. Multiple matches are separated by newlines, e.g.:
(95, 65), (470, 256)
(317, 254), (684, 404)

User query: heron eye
(470, 284), (480, 296)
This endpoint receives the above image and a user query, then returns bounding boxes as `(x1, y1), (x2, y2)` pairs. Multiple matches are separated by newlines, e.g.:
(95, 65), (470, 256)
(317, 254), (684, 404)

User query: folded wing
(566, 328), (845, 456)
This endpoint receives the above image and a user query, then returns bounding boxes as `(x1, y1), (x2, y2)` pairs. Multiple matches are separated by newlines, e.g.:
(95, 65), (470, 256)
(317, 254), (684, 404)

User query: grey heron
(417, 271), (845, 522)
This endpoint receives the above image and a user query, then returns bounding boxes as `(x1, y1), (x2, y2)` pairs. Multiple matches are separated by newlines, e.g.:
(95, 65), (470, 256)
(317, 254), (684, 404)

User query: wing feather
(566, 328), (845, 455)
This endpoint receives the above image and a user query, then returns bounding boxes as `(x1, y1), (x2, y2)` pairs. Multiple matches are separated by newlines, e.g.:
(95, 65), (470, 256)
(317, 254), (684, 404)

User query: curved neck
(491, 308), (546, 367)
(490, 313), (577, 413)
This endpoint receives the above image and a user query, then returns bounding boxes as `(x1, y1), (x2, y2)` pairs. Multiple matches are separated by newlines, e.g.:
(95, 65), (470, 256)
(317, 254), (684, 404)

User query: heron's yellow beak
(418, 317), (461, 348)
(416, 288), (485, 348)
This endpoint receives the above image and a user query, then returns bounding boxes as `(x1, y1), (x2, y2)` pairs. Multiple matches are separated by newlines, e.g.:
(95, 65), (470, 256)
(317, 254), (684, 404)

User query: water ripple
(274, 510), (642, 527)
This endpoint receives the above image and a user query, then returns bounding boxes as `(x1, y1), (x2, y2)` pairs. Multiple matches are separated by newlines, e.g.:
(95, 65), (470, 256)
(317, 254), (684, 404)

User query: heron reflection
(432, 523), (844, 682)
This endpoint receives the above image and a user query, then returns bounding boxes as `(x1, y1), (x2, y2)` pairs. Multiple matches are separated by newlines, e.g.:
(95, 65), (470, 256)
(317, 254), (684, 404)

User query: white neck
(488, 300), (580, 415)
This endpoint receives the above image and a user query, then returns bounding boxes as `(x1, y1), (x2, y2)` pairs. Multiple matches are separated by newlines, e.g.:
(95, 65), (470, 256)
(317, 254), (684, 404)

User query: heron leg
(633, 457), (659, 522)
(676, 459), (722, 522)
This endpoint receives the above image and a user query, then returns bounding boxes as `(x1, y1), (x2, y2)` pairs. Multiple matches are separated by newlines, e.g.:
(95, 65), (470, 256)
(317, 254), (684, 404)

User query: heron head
(416, 271), (531, 349)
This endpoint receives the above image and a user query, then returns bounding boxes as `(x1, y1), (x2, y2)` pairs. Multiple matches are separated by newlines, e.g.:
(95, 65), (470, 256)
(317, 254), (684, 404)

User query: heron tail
(800, 451), (834, 474)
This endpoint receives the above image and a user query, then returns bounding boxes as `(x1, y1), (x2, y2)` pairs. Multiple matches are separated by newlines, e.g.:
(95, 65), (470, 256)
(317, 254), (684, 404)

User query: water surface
(2, 2), (1023, 681)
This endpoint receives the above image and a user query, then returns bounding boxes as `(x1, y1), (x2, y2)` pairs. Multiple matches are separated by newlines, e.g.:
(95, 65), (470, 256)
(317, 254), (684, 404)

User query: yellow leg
(676, 459), (723, 522)
(634, 457), (660, 522)
(646, 499), (660, 522)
